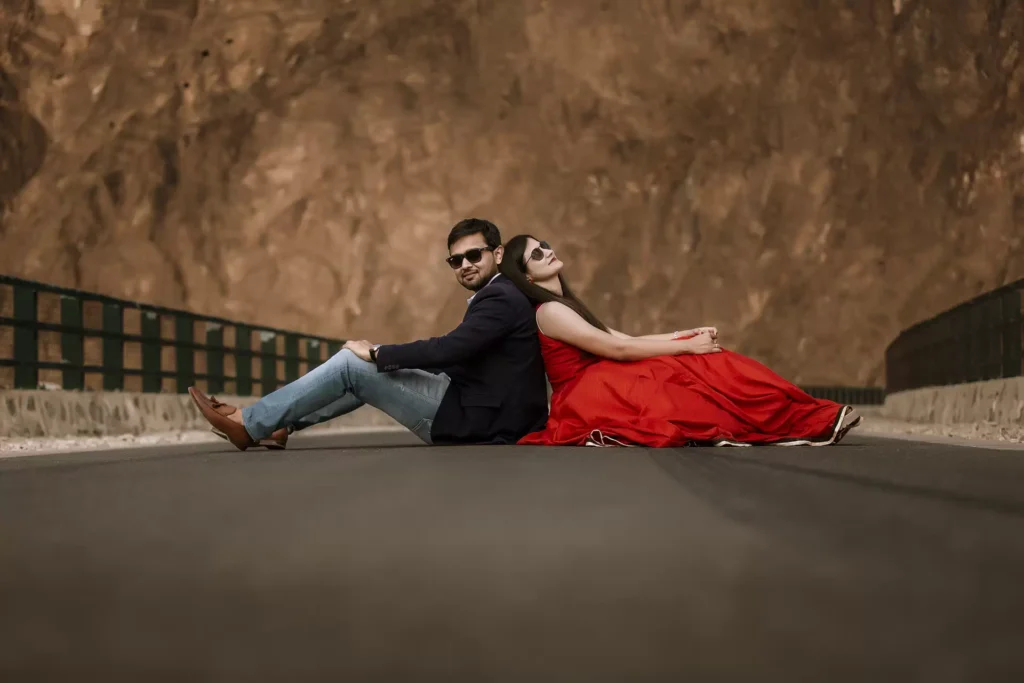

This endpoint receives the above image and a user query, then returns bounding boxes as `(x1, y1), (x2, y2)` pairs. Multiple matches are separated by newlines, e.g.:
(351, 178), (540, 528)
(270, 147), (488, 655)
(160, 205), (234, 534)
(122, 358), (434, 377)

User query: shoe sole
(833, 411), (862, 444)
(210, 428), (287, 450)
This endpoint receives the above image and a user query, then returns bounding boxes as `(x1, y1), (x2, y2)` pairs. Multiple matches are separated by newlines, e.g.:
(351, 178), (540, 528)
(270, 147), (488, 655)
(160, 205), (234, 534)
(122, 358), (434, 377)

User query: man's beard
(463, 271), (493, 292)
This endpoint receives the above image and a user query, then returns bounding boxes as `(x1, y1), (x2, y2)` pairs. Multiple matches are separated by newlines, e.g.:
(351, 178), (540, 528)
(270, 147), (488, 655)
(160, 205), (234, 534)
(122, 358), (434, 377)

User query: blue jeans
(241, 349), (450, 444)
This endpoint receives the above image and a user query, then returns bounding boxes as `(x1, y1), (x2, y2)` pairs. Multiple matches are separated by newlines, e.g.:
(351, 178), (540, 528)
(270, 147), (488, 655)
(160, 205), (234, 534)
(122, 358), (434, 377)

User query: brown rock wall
(1, 0), (1023, 386)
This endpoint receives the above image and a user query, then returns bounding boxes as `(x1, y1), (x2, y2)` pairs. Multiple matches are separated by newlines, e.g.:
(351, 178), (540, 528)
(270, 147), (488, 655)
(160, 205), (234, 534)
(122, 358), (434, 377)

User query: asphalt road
(2, 433), (1023, 682)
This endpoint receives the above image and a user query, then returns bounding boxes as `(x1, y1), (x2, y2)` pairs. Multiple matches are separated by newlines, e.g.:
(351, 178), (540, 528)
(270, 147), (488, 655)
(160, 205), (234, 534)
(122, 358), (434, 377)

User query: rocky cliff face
(2, 0), (1022, 385)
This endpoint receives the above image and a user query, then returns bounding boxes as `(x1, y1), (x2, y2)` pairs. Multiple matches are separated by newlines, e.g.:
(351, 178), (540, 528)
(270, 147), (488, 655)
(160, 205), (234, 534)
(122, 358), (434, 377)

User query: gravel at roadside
(856, 414), (1024, 447)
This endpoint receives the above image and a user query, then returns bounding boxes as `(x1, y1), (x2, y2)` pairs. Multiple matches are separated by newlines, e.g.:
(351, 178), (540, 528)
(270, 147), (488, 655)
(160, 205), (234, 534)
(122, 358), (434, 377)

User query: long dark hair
(499, 234), (610, 333)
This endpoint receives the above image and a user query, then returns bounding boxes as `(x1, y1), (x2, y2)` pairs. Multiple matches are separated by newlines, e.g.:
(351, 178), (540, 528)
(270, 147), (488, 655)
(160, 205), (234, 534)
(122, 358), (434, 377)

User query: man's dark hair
(447, 218), (502, 251)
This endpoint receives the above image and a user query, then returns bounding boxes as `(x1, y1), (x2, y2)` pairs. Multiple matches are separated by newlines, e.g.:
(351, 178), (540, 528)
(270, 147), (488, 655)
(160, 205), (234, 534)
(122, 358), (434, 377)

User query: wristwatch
(369, 344), (381, 363)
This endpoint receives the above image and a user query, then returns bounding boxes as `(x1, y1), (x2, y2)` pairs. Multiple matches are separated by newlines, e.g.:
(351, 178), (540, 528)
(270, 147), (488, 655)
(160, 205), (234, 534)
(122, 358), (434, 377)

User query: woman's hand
(683, 331), (722, 355)
(673, 326), (718, 341)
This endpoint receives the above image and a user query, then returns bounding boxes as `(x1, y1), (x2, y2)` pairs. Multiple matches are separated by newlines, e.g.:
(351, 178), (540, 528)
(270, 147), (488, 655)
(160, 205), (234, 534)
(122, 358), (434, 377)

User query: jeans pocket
(411, 418), (433, 444)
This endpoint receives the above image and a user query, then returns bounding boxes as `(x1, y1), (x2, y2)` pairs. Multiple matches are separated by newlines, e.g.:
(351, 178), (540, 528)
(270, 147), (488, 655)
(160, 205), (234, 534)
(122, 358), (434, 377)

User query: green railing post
(307, 339), (321, 370)
(206, 323), (224, 395)
(236, 325), (252, 396)
(284, 334), (299, 383)
(1003, 289), (1022, 378)
(989, 297), (1001, 379)
(141, 311), (162, 393)
(102, 302), (124, 391)
(13, 284), (38, 389)
(965, 306), (980, 383)
(60, 295), (84, 390)
(175, 316), (194, 394)
(260, 331), (277, 395)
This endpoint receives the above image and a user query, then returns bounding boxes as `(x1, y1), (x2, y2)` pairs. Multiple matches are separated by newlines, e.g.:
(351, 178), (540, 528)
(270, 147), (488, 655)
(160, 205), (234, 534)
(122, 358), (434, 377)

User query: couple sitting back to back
(190, 218), (860, 450)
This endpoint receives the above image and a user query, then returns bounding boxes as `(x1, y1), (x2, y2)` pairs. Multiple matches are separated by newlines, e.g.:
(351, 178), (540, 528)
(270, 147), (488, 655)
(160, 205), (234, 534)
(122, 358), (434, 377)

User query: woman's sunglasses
(446, 246), (494, 269)
(527, 241), (551, 262)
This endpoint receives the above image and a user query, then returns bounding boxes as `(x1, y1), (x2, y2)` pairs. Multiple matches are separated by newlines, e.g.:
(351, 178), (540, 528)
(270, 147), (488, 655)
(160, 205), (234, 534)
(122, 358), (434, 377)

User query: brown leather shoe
(188, 386), (256, 451)
(207, 394), (289, 450)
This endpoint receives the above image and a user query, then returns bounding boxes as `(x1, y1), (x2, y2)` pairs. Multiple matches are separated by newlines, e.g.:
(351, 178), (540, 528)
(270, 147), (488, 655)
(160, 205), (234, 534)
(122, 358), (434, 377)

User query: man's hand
(343, 339), (375, 362)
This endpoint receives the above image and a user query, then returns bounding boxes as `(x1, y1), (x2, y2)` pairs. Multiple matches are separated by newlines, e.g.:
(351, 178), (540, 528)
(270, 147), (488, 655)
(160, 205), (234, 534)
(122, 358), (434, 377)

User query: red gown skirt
(518, 336), (849, 448)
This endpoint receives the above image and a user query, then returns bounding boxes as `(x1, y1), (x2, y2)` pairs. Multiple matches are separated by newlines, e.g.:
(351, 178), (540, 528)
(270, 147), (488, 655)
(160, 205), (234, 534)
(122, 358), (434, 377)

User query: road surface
(2, 433), (1023, 681)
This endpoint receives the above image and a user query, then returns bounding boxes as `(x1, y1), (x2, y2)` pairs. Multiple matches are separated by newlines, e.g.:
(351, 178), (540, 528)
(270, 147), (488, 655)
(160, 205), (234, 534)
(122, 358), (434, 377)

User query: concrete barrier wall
(0, 390), (400, 439)
(882, 377), (1024, 426)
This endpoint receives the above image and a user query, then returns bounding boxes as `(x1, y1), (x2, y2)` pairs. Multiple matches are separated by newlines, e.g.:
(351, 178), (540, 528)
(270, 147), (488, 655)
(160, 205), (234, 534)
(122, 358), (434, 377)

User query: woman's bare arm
(538, 303), (720, 361)
(610, 327), (717, 341)
(609, 329), (683, 341)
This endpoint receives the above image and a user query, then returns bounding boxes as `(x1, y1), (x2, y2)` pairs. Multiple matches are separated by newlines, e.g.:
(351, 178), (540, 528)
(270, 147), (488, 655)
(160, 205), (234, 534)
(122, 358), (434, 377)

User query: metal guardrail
(0, 275), (347, 396)
(0, 274), (886, 404)
(885, 278), (1023, 393)
(800, 386), (885, 406)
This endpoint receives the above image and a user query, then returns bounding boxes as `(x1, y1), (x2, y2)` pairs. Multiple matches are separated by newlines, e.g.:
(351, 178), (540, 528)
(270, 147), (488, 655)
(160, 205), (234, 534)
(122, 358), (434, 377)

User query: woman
(498, 235), (862, 447)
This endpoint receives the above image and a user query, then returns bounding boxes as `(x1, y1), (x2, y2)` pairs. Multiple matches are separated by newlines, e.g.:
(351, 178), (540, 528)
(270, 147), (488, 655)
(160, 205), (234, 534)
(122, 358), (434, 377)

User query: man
(189, 218), (549, 448)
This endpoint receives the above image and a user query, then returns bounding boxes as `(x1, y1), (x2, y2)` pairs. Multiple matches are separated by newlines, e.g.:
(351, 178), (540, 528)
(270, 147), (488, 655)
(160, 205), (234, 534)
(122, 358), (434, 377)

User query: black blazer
(374, 275), (549, 444)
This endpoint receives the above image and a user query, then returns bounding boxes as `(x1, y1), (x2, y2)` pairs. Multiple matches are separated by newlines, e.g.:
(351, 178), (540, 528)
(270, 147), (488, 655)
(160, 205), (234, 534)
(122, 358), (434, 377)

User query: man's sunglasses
(527, 241), (551, 262)
(446, 246), (494, 269)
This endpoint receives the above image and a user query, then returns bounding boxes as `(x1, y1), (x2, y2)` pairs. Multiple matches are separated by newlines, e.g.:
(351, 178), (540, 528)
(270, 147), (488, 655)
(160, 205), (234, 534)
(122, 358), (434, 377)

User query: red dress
(517, 330), (852, 448)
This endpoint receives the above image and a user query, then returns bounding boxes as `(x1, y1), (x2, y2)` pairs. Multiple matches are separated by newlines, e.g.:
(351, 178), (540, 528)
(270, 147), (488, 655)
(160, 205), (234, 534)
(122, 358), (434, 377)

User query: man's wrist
(369, 344), (381, 363)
